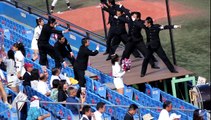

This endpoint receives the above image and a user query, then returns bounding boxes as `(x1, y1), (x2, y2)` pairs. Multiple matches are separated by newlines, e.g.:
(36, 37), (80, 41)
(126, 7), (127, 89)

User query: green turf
(18, 0), (210, 80)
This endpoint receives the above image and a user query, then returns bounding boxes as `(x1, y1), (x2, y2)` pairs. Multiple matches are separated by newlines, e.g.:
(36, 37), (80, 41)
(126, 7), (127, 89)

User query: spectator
(13, 42), (26, 77)
(57, 80), (68, 103)
(73, 37), (99, 88)
(158, 100), (173, 120)
(30, 69), (40, 91)
(54, 34), (75, 66)
(27, 96), (50, 120)
(50, 68), (70, 88)
(93, 102), (106, 120)
(124, 104), (138, 120)
(0, 50), (19, 93)
(143, 113), (154, 120)
(66, 86), (86, 119)
(31, 18), (44, 61)
(23, 63), (33, 87)
(80, 105), (92, 120)
(50, 0), (72, 13)
(193, 109), (206, 120)
(37, 73), (51, 96)
(50, 79), (59, 102)
(111, 54), (125, 94)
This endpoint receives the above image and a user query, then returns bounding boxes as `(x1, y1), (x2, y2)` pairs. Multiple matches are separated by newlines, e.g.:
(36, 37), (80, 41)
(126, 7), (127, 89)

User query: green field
(18, 0), (210, 80)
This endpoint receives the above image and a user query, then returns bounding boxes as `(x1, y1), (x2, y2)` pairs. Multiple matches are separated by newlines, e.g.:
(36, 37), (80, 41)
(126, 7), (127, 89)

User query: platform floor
(89, 49), (193, 85)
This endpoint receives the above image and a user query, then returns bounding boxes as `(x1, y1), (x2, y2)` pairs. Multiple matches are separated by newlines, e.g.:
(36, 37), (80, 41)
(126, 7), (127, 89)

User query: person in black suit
(54, 34), (75, 66)
(80, 105), (92, 120)
(73, 38), (99, 87)
(117, 11), (158, 68)
(22, 63), (34, 87)
(38, 18), (69, 69)
(141, 17), (181, 77)
(101, 0), (141, 60)
(124, 104), (138, 120)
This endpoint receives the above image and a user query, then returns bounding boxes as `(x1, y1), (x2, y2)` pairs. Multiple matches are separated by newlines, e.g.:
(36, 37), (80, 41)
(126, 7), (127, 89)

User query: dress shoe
(151, 65), (160, 69)
(171, 70), (178, 73)
(140, 74), (145, 77)
(103, 52), (109, 55)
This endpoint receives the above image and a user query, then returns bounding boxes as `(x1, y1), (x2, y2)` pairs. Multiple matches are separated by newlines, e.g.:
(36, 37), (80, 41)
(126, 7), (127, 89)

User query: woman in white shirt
(111, 54), (125, 95)
(31, 18), (44, 61)
(13, 42), (26, 78)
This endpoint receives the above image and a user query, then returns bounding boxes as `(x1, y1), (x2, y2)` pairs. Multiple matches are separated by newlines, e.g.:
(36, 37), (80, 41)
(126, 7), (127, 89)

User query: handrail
(1, 0), (106, 45)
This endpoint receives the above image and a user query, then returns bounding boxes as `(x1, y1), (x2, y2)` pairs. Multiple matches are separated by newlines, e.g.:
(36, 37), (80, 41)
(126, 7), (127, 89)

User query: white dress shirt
(158, 109), (171, 120)
(37, 80), (51, 95)
(93, 111), (103, 120)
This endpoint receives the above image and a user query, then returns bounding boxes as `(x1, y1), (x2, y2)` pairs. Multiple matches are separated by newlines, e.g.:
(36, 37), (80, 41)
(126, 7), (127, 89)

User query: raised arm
(159, 25), (181, 30)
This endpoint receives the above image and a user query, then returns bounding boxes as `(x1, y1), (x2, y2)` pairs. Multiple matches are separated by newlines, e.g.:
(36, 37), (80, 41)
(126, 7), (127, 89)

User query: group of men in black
(100, 0), (179, 77)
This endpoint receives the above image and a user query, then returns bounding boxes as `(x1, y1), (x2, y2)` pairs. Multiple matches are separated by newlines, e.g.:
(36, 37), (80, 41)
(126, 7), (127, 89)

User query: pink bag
(122, 58), (131, 71)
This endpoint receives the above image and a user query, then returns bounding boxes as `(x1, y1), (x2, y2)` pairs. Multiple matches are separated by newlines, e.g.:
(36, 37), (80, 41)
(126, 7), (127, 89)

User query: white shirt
(14, 50), (25, 75)
(33, 25), (42, 40)
(80, 115), (89, 120)
(158, 109), (171, 120)
(0, 69), (6, 80)
(112, 62), (125, 78)
(37, 80), (51, 95)
(50, 74), (70, 88)
(93, 111), (103, 120)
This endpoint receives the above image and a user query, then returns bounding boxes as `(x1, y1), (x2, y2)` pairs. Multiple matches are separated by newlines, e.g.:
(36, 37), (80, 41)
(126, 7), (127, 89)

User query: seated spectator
(143, 113), (154, 120)
(50, 68), (70, 88)
(124, 104), (138, 120)
(23, 63), (34, 87)
(158, 100), (173, 120)
(66, 86), (86, 119)
(50, 79), (59, 102)
(193, 109), (206, 120)
(80, 105), (93, 120)
(30, 69), (40, 91)
(27, 96), (50, 120)
(93, 102), (106, 120)
(37, 73), (51, 96)
(57, 80), (68, 103)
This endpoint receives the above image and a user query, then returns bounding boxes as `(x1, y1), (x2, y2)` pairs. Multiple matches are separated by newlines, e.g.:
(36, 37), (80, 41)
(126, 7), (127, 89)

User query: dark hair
(52, 79), (60, 89)
(67, 86), (75, 95)
(108, 0), (115, 5)
(128, 104), (138, 111)
(58, 80), (66, 91)
(52, 68), (60, 75)
(145, 16), (153, 25)
(48, 17), (56, 25)
(96, 102), (105, 110)
(163, 100), (172, 109)
(81, 37), (89, 46)
(193, 109), (205, 120)
(111, 54), (119, 65)
(13, 42), (26, 57)
(7, 50), (15, 61)
(31, 69), (40, 80)
(57, 34), (64, 41)
(40, 74), (47, 81)
(82, 105), (91, 114)
(36, 18), (43, 26)
(131, 12), (141, 19)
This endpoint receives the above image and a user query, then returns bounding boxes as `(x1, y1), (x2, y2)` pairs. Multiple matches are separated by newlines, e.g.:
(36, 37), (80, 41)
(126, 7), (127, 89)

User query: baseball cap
(24, 63), (33, 68)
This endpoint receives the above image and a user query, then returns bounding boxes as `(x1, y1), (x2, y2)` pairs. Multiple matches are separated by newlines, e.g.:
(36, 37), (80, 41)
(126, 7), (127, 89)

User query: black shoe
(151, 65), (160, 69)
(140, 74), (145, 77)
(171, 70), (178, 73)
(106, 56), (111, 61)
(103, 52), (109, 55)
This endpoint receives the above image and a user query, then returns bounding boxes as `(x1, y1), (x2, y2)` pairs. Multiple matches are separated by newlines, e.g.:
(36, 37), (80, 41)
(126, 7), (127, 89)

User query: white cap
(170, 113), (181, 120)
(143, 113), (154, 120)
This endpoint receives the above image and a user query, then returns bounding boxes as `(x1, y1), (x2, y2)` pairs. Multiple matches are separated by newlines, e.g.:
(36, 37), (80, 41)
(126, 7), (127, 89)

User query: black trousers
(105, 29), (116, 53)
(61, 51), (75, 65)
(141, 46), (175, 75)
(73, 68), (85, 87)
(122, 40), (156, 66)
(109, 33), (140, 57)
(38, 44), (61, 68)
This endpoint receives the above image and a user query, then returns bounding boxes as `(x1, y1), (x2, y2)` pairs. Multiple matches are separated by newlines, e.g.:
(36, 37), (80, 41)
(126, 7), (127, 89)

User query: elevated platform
(90, 49), (193, 85)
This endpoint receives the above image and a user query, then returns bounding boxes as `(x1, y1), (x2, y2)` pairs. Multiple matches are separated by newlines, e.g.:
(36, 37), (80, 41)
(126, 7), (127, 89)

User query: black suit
(54, 39), (75, 65)
(73, 45), (98, 87)
(22, 72), (33, 87)
(141, 24), (176, 75)
(38, 24), (63, 68)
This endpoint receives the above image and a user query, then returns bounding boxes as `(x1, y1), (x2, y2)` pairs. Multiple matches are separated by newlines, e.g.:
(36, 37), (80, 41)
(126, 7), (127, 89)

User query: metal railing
(0, 0), (106, 46)
(13, 100), (209, 120)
